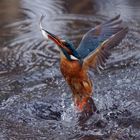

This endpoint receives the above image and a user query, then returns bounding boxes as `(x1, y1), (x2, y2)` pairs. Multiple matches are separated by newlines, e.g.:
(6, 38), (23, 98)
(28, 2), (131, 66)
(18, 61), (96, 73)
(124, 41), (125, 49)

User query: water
(0, 0), (140, 139)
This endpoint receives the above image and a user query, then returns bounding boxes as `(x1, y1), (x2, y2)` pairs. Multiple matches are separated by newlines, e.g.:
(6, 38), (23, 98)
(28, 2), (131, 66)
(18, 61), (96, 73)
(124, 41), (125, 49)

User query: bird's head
(39, 16), (81, 62)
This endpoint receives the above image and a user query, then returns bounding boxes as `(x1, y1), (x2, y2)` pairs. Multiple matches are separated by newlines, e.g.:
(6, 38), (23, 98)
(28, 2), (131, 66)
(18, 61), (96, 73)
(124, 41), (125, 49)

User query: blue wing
(76, 15), (125, 59)
(83, 26), (128, 72)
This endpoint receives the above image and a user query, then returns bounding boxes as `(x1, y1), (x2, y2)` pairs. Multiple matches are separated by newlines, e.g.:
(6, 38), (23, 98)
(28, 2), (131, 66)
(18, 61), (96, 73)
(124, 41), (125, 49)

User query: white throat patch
(70, 55), (79, 60)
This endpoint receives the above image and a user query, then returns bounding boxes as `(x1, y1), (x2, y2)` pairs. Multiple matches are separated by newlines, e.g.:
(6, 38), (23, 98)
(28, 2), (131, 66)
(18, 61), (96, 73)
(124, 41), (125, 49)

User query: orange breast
(60, 57), (82, 77)
(60, 57), (93, 112)
(60, 57), (92, 96)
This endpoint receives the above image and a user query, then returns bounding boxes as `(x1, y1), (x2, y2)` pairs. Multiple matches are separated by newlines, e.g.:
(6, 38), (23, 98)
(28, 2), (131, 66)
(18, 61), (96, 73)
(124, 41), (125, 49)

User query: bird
(39, 15), (128, 115)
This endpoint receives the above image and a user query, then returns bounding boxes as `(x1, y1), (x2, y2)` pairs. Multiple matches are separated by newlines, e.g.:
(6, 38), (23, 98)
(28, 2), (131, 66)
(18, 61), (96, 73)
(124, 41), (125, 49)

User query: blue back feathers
(63, 40), (81, 60)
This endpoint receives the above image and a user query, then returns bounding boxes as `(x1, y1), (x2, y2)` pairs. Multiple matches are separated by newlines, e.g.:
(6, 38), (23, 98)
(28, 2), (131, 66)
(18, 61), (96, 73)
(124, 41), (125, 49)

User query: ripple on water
(0, 0), (140, 139)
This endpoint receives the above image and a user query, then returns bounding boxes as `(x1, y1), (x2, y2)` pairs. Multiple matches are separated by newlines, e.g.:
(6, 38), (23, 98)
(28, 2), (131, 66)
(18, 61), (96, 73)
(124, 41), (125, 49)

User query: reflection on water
(0, 0), (140, 139)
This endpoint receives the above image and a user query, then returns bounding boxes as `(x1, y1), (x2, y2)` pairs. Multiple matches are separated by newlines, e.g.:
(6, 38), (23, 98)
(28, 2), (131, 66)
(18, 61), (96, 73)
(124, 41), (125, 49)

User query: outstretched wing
(83, 27), (128, 72)
(76, 15), (128, 71)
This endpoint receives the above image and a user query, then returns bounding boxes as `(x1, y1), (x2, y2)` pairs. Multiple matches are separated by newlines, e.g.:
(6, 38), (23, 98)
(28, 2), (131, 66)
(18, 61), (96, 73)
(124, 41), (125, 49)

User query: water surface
(0, 0), (140, 139)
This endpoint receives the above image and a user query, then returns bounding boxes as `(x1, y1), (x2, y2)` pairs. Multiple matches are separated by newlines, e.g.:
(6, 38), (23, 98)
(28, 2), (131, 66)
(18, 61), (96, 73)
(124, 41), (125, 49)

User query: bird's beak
(39, 16), (70, 52)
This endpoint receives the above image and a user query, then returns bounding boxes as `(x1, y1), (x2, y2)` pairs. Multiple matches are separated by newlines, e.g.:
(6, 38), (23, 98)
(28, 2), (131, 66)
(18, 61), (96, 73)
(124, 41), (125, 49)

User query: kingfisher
(39, 15), (128, 115)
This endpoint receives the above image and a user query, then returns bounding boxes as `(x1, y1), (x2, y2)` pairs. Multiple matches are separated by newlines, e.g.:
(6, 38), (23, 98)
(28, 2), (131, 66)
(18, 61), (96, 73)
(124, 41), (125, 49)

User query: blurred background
(0, 0), (140, 139)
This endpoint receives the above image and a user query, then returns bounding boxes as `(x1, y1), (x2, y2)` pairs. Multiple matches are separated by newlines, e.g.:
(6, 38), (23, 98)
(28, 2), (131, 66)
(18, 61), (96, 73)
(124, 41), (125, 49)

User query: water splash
(0, 0), (140, 139)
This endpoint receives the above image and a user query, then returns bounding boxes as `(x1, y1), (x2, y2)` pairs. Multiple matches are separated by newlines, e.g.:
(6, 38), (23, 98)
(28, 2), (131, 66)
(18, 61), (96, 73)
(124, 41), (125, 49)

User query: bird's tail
(75, 96), (97, 117)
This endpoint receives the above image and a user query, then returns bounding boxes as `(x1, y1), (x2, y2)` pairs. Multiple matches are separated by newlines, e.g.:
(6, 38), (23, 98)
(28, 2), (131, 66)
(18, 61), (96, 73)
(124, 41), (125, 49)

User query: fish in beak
(39, 15), (71, 53)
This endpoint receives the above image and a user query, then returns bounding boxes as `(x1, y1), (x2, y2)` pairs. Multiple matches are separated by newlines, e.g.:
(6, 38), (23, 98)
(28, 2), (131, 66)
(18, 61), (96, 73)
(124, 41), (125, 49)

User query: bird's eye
(63, 41), (68, 45)
(61, 40), (68, 45)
